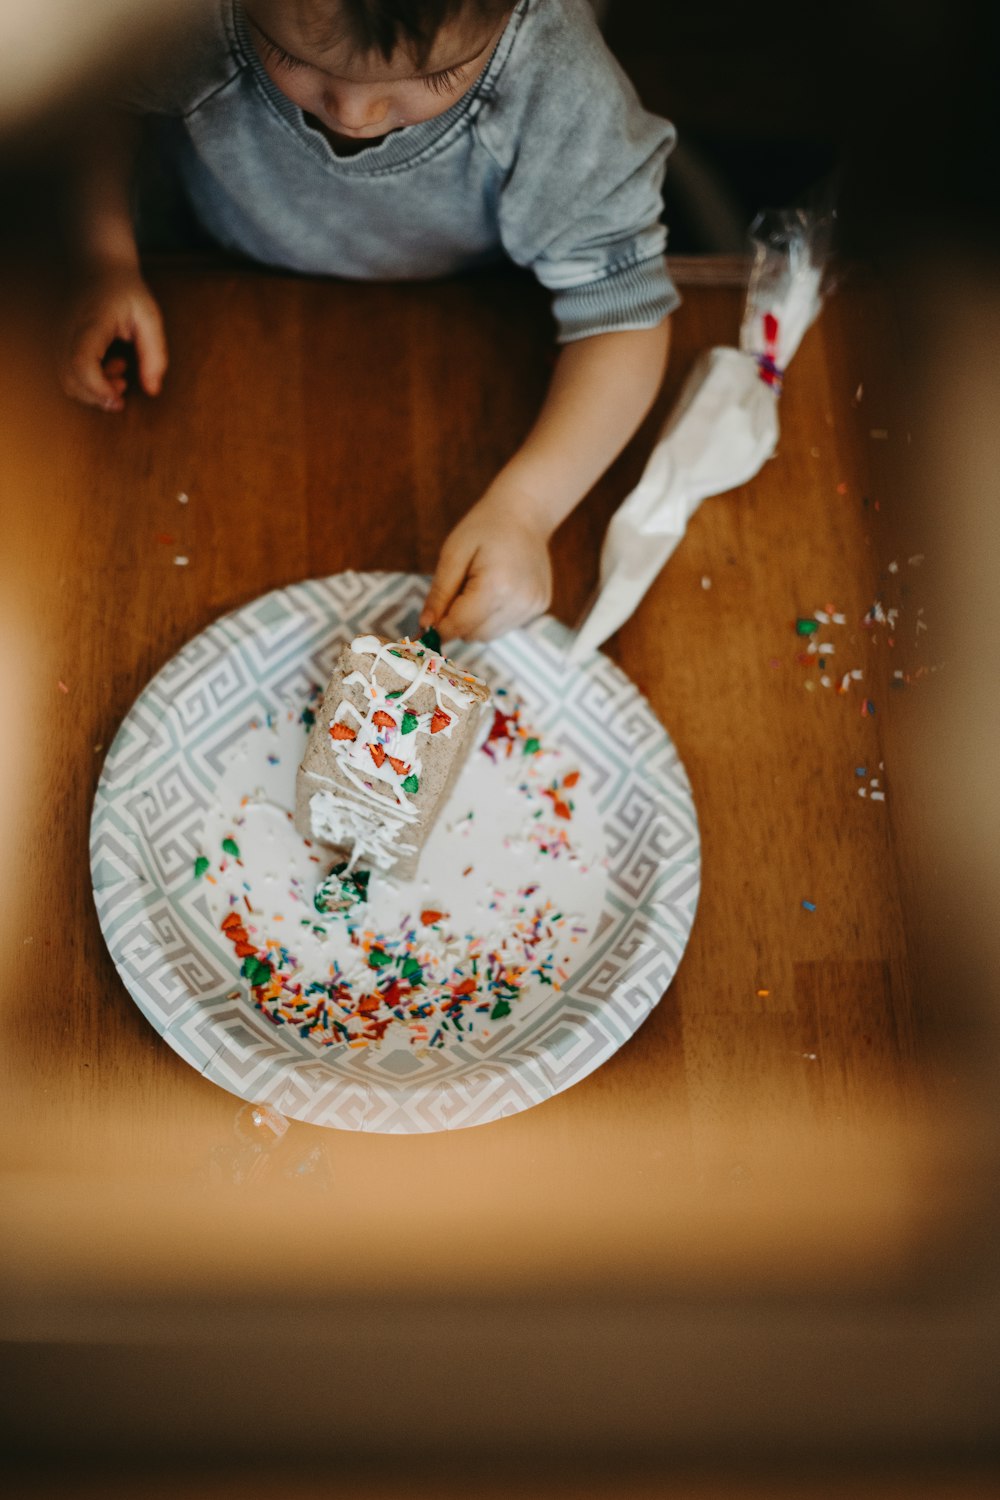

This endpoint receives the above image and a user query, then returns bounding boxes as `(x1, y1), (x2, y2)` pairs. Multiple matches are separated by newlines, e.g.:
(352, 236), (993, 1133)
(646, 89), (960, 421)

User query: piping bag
(568, 207), (834, 660)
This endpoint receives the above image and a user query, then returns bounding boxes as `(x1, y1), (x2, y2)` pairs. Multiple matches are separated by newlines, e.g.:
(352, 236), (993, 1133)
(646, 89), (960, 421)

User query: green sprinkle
(523, 737), (541, 755)
(401, 711), (419, 734)
(795, 618), (819, 636)
(222, 836), (241, 858)
(354, 869), (371, 891)
(401, 956), (423, 984)
(193, 856), (210, 879)
(402, 774), (419, 794)
(490, 999), (512, 1020)
(419, 626), (442, 653)
(241, 956), (271, 987)
(386, 689), (404, 699)
(368, 948), (392, 969)
(301, 707), (316, 728)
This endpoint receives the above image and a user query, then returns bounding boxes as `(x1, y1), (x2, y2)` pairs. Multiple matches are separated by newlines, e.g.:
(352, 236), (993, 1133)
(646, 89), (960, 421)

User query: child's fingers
(102, 355), (127, 398)
(61, 324), (127, 410)
(420, 540), (473, 630)
(436, 571), (499, 642)
(131, 299), (168, 396)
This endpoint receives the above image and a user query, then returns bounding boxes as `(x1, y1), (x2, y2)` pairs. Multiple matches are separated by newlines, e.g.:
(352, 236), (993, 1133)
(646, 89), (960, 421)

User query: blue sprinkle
(801, 900), (817, 912)
(855, 766), (867, 777)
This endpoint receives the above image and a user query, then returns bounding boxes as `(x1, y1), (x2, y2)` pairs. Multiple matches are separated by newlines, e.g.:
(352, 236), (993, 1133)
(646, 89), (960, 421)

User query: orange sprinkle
(372, 710), (396, 730)
(330, 722), (356, 741)
(421, 909), (446, 925)
(563, 770), (581, 788)
(369, 743), (386, 768)
(756, 988), (771, 997)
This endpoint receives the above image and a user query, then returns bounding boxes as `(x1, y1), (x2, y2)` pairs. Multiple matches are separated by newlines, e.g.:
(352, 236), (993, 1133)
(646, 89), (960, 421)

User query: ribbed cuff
(551, 254), (681, 343)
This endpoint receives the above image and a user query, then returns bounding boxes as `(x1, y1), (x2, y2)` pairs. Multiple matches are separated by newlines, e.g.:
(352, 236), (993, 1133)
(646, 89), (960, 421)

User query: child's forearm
(491, 319), (672, 533)
(74, 108), (142, 274)
(60, 109), (168, 409)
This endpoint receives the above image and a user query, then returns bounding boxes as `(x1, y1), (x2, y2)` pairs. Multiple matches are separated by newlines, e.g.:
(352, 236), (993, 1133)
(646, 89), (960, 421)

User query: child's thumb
(420, 543), (471, 634)
(132, 299), (169, 396)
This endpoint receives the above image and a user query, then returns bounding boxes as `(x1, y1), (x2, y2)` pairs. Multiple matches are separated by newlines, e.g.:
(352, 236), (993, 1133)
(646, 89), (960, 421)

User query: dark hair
(330, 0), (513, 64)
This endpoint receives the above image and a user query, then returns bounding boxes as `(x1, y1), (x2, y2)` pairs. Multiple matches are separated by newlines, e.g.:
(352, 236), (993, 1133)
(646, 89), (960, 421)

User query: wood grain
(0, 259), (958, 1302)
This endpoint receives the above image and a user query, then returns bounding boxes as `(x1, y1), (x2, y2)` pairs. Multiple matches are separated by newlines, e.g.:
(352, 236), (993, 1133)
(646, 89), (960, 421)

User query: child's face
(245, 2), (509, 148)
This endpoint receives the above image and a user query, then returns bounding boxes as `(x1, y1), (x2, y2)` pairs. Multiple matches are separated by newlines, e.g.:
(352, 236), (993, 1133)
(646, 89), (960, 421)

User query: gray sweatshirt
(126, 0), (679, 341)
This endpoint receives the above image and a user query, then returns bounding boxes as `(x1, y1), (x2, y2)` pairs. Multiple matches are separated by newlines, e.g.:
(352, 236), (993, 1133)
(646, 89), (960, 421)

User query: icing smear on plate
(194, 689), (607, 1052)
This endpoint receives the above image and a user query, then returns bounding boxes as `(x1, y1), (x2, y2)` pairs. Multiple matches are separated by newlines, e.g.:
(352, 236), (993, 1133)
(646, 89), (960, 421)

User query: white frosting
(349, 634), (478, 712)
(321, 636), (480, 839)
(310, 789), (416, 873)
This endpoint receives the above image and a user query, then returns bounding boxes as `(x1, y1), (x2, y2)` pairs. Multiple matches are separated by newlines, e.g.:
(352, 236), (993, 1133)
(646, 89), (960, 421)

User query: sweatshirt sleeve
(478, 0), (680, 342)
(114, 0), (240, 115)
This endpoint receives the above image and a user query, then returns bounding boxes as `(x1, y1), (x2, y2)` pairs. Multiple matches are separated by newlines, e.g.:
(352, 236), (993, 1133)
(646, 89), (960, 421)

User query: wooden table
(1, 255), (996, 1482)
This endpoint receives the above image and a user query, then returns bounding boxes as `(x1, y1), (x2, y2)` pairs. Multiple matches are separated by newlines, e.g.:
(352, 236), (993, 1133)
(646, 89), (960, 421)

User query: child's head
(245, 1), (514, 145)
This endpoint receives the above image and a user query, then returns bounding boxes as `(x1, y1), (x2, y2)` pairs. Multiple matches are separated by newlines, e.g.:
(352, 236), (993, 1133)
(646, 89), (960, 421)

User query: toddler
(60, 0), (679, 640)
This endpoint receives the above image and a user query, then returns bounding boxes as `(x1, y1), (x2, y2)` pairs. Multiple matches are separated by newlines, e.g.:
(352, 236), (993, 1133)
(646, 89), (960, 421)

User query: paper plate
(90, 572), (700, 1131)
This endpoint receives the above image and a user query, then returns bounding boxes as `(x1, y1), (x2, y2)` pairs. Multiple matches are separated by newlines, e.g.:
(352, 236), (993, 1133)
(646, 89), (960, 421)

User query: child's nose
(324, 85), (389, 130)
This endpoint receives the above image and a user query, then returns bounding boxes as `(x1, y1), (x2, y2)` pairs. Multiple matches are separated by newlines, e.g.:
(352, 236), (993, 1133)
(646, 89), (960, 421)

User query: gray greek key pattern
(91, 573), (700, 1132)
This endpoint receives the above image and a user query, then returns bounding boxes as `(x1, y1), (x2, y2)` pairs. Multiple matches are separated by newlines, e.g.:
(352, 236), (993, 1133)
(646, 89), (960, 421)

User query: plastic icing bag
(569, 205), (833, 660)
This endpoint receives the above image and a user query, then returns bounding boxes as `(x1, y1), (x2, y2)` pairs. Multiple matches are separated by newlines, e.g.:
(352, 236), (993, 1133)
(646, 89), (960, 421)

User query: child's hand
(59, 268), (167, 411)
(420, 483), (553, 642)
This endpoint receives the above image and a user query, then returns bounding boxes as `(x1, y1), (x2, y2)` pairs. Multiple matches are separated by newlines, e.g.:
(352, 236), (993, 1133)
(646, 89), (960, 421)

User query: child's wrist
(486, 461), (581, 539)
(77, 217), (141, 279)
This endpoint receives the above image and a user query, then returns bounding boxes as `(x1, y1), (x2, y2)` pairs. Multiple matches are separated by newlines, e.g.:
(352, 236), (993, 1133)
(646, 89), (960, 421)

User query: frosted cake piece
(295, 633), (492, 881)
